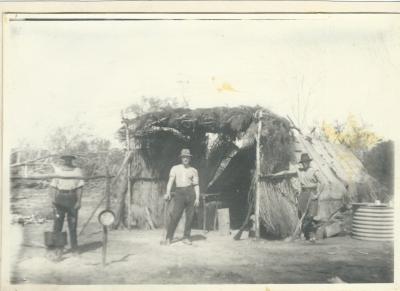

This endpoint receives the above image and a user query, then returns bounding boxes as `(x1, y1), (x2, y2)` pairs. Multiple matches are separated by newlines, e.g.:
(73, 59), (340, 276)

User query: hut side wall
(129, 150), (167, 228)
(294, 134), (388, 219)
(259, 178), (299, 238)
(128, 146), (194, 230)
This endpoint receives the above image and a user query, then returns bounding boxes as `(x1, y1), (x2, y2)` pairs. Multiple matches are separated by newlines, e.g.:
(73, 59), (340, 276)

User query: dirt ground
(9, 187), (394, 284)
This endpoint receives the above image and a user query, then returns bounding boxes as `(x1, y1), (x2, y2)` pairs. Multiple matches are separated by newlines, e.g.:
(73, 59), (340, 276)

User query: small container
(44, 231), (68, 248)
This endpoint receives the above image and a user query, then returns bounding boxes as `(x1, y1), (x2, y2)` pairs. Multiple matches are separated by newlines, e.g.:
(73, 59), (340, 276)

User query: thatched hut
(113, 106), (388, 238)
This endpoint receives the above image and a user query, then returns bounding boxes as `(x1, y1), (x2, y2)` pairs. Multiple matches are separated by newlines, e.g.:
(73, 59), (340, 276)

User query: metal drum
(352, 204), (394, 241)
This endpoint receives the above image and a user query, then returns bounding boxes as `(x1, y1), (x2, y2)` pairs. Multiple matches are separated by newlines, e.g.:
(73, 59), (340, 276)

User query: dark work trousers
(53, 190), (79, 249)
(166, 186), (196, 240)
(298, 187), (319, 240)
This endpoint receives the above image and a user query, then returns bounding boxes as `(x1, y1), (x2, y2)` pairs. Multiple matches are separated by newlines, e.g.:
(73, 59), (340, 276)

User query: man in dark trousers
(269, 152), (324, 242)
(49, 154), (85, 255)
(163, 148), (200, 245)
(295, 153), (324, 242)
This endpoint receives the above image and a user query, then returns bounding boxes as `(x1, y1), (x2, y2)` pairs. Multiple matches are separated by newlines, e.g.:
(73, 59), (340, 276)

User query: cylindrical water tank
(352, 204), (394, 241)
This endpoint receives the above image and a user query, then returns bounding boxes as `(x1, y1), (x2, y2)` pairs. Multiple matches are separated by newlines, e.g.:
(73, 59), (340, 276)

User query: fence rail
(10, 175), (114, 180)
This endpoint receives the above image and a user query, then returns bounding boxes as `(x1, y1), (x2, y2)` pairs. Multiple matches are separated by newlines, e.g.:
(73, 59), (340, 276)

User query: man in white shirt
(163, 148), (200, 245)
(49, 154), (85, 253)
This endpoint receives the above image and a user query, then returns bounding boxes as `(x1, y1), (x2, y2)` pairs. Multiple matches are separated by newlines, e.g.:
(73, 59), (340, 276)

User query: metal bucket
(44, 231), (68, 248)
(352, 204), (394, 241)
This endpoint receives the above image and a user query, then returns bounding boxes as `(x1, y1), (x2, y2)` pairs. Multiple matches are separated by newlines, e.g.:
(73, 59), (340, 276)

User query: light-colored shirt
(298, 167), (320, 189)
(291, 164), (323, 194)
(50, 166), (85, 190)
(169, 164), (199, 187)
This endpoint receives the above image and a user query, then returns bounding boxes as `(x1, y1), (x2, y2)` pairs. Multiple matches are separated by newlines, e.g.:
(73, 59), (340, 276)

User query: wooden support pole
(78, 195), (104, 236)
(233, 173), (256, 240)
(202, 195), (207, 232)
(113, 182), (129, 229)
(78, 162), (129, 235)
(255, 110), (263, 238)
(127, 165), (132, 229)
(16, 151), (21, 164)
(102, 166), (111, 267)
(102, 226), (108, 266)
(124, 120), (132, 230)
(105, 168), (111, 209)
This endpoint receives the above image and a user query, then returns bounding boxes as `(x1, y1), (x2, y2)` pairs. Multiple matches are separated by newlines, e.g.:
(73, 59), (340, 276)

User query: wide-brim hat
(59, 154), (77, 160)
(179, 148), (192, 157)
(313, 215), (322, 221)
(299, 153), (312, 164)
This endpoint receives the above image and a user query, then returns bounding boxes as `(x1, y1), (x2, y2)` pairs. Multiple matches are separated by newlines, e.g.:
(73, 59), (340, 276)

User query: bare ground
(9, 187), (394, 284)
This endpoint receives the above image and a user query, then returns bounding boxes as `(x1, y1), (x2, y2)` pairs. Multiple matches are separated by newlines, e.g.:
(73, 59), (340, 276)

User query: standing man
(295, 153), (324, 242)
(269, 152), (324, 242)
(49, 154), (85, 254)
(163, 148), (200, 245)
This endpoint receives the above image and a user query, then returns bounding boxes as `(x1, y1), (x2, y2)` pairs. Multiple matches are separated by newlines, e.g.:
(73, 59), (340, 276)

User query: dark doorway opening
(207, 147), (256, 229)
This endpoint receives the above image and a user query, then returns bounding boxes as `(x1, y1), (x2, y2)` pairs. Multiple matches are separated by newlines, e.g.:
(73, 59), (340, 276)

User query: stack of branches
(259, 178), (299, 238)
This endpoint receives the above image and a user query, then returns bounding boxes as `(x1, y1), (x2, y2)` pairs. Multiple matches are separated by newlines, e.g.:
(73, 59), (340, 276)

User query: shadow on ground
(69, 241), (102, 254)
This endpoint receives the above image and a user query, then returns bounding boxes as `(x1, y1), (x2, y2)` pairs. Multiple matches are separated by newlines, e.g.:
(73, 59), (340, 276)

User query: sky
(4, 13), (400, 149)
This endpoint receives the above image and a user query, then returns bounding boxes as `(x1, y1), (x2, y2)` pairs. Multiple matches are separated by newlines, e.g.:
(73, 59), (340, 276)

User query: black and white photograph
(1, 7), (398, 288)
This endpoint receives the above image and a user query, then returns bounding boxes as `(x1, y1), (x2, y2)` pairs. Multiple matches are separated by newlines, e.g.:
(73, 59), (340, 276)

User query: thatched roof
(120, 106), (286, 139)
(119, 105), (295, 174)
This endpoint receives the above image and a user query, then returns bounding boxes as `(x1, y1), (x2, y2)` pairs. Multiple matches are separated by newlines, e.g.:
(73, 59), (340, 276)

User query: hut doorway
(207, 147), (256, 229)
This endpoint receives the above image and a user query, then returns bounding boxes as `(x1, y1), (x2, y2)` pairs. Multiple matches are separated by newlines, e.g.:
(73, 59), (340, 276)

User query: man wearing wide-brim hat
(270, 152), (324, 242)
(48, 154), (85, 257)
(163, 148), (200, 245)
(295, 153), (324, 242)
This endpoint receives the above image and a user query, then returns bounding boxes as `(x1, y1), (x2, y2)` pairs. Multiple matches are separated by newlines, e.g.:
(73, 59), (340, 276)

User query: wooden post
(121, 112), (132, 230)
(102, 166), (111, 266)
(102, 226), (108, 266)
(24, 165), (28, 177)
(105, 167), (111, 209)
(202, 195), (207, 232)
(16, 151), (21, 163)
(255, 110), (263, 238)
(124, 120), (132, 230)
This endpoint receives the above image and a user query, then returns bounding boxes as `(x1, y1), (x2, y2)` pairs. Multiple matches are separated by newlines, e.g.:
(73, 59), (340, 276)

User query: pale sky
(4, 14), (400, 149)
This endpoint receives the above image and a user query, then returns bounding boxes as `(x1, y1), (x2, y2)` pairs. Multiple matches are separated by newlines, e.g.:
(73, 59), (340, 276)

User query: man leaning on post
(163, 148), (200, 246)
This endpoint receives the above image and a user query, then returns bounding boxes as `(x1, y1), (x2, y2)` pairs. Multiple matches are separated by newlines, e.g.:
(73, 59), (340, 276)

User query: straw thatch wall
(129, 150), (167, 228)
(259, 178), (299, 238)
